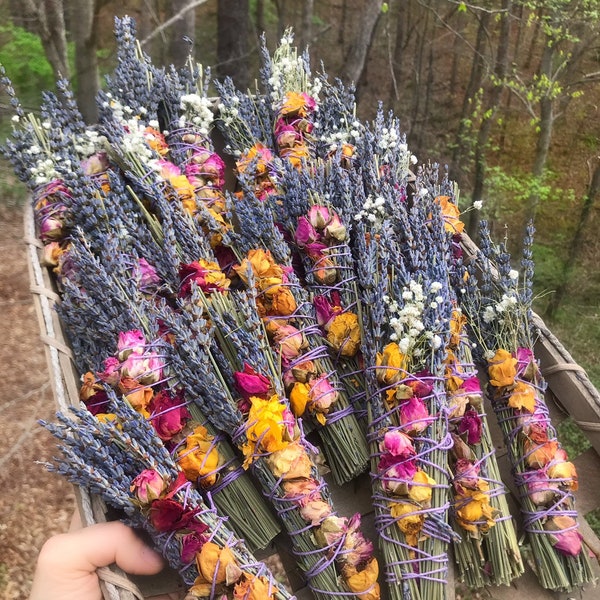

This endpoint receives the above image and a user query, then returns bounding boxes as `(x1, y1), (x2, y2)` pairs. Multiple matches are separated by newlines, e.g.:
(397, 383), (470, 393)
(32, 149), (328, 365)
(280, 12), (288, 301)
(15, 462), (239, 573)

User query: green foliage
(585, 507), (600, 538)
(556, 417), (592, 459)
(0, 24), (55, 105)
(531, 242), (566, 291)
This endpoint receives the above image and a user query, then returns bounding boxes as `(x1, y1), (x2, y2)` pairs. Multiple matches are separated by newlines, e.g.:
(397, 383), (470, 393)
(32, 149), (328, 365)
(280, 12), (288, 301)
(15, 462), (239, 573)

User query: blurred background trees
(0, 0), (598, 385)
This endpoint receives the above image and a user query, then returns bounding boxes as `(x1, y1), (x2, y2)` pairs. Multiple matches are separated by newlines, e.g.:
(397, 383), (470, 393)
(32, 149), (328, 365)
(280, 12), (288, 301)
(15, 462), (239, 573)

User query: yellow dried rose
(455, 489), (496, 534)
(487, 348), (517, 388)
(548, 461), (578, 491)
(408, 470), (436, 505)
(508, 380), (537, 413)
(235, 249), (283, 286)
(390, 502), (425, 547)
(269, 287), (297, 316)
(376, 343), (407, 386)
(327, 312), (361, 357)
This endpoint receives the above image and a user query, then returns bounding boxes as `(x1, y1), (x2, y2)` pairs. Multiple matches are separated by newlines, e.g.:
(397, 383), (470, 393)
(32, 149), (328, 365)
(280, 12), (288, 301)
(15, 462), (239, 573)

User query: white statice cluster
(377, 124), (417, 173)
(385, 280), (445, 358)
(268, 34), (322, 106)
(318, 119), (362, 153)
(482, 291), (519, 324)
(73, 129), (108, 159)
(353, 194), (386, 230)
(179, 93), (214, 135)
(101, 93), (139, 123)
(28, 149), (59, 186)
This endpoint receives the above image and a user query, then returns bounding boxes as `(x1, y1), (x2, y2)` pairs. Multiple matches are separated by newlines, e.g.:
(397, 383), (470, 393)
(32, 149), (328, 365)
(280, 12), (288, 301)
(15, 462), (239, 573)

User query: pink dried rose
(272, 324), (307, 361)
(149, 390), (191, 442)
(282, 478), (321, 501)
(299, 499), (332, 526)
(523, 469), (559, 506)
(97, 356), (121, 386)
(457, 407), (483, 445)
(309, 374), (338, 414)
(120, 351), (164, 384)
(340, 513), (374, 568)
(136, 258), (161, 291)
(380, 429), (416, 460)
(234, 363), (271, 399)
(295, 215), (319, 247)
(39, 215), (65, 242)
(313, 295), (336, 329)
(81, 151), (109, 176)
(117, 329), (146, 360)
(130, 469), (167, 504)
(545, 516), (583, 556)
(453, 459), (480, 492)
(399, 396), (432, 435)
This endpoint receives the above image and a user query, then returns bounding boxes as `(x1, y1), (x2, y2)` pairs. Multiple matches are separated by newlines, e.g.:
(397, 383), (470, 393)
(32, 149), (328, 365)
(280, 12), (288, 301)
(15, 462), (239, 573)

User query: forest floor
(0, 202), (74, 600)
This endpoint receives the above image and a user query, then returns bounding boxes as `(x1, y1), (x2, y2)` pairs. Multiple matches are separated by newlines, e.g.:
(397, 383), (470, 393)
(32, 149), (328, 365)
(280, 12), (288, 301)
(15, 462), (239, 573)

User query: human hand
(29, 521), (170, 600)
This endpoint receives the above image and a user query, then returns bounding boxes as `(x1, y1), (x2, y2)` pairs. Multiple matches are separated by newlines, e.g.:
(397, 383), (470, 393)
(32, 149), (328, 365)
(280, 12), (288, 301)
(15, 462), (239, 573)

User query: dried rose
(234, 363), (271, 400)
(457, 407), (483, 445)
(399, 396), (432, 435)
(487, 348), (517, 388)
(148, 390), (190, 442)
(545, 516), (582, 556)
(117, 329), (146, 360)
(130, 469), (167, 504)
(380, 429), (415, 459)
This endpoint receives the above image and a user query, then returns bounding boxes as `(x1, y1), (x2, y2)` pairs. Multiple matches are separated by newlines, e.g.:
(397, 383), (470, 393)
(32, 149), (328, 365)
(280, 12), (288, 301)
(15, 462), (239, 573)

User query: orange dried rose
(487, 348), (517, 388)
(434, 195), (464, 234)
(269, 287), (297, 316)
(524, 439), (560, 468)
(449, 309), (467, 348)
(233, 574), (276, 600)
(196, 542), (241, 586)
(327, 312), (361, 357)
(343, 557), (380, 600)
(289, 381), (310, 417)
(176, 425), (221, 487)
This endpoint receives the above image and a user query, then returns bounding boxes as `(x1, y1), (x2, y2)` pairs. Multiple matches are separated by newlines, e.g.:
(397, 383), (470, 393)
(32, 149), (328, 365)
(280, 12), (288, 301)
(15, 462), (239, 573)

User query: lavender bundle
(42, 397), (292, 599)
(458, 221), (595, 591)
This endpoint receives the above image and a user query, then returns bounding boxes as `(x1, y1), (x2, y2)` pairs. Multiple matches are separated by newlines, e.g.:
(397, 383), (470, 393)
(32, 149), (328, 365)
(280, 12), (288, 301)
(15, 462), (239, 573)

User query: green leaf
(382, 2), (389, 13)
(458, 2), (467, 12)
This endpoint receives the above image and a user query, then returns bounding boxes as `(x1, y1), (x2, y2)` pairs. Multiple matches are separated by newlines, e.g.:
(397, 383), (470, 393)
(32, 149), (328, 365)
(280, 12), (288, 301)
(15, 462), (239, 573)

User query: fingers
(38, 522), (165, 576)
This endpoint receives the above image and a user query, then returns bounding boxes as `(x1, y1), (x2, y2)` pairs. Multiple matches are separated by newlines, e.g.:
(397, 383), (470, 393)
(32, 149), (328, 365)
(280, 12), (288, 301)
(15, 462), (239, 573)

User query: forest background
(0, 0), (599, 596)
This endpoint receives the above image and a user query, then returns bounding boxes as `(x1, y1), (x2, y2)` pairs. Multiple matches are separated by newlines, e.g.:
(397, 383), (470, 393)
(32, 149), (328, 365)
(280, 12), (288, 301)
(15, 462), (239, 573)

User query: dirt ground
(0, 203), (74, 600)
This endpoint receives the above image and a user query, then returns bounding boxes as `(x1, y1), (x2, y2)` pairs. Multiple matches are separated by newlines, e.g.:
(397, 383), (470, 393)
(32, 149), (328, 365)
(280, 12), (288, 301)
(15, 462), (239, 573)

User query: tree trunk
(467, 0), (512, 238)
(68, 0), (100, 123)
(451, 10), (490, 177)
(217, 0), (249, 89)
(168, 0), (196, 67)
(338, 0), (347, 47)
(255, 0), (265, 37)
(273, 0), (288, 40)
(526, 40), (555, 221)
(389, 0), (408, 105)
(408, 2), (429, 145)
(340, 0), (384, 85)
(21, 0), (70, 80)
(545, 161), (600, 319)
(300, 0), (314, 49)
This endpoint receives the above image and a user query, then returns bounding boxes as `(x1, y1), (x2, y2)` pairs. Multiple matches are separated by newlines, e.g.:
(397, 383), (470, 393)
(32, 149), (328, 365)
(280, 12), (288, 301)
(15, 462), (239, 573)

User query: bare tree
(68, 0), (103, 123)
(21, 0), (70, 80)
(300, 0), (314, 49)
(340, 0), (384, 86)
(168, 0), (196, 67)
(545, 159), (600, 319)
(217, 0), (250, 89)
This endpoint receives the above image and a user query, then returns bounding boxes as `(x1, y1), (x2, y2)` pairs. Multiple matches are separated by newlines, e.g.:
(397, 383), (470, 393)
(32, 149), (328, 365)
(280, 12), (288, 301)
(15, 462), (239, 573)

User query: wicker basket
(26, 203), (600, 600)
